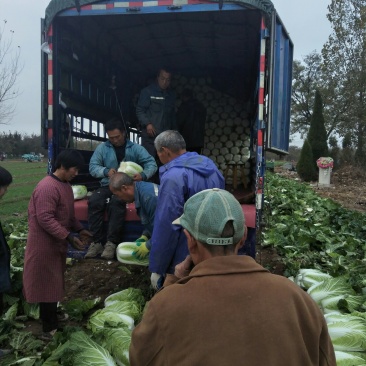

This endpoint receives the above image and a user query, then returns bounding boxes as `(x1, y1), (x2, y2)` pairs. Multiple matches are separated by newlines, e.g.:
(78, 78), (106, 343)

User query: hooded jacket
(149, 152), (224, 275)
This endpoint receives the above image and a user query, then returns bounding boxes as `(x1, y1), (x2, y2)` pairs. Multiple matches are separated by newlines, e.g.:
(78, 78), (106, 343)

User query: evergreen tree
(307, 90), (329, 164)
(297, 139), (317, 182)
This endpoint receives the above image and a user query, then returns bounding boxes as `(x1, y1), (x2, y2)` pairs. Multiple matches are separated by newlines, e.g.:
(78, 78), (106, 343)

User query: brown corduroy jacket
(130, 255), (336, 366)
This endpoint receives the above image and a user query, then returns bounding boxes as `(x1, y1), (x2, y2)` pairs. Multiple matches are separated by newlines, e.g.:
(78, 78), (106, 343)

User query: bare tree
(0, 20), (22, 125)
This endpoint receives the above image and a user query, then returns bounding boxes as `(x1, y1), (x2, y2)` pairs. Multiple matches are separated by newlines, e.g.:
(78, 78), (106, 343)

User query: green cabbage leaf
(70, 331), (117, 365)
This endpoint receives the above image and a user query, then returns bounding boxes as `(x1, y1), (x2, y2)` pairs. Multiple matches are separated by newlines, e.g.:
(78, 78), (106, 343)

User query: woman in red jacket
(23, 150), (93, 341)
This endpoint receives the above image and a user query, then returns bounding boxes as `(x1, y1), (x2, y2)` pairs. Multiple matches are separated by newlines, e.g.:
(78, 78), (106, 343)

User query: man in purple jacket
(146, 130), (225, 289)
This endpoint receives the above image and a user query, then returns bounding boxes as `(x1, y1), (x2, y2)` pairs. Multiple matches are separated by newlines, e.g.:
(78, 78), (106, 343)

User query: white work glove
(150, 273), (164, 290)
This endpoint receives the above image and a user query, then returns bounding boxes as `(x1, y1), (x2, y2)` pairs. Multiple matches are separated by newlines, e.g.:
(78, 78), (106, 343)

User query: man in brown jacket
(129, 188), (336, 366)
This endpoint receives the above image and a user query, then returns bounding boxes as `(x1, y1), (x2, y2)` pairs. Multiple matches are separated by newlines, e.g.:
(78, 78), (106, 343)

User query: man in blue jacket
(147, 130), (225, 289)
(136, 68), (176, 159)
(109, 172), (159, 252)
(85, 118), (157, 260)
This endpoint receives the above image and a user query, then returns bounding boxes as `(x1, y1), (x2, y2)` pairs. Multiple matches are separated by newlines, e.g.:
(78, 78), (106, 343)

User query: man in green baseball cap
(129, 188), (336, 366)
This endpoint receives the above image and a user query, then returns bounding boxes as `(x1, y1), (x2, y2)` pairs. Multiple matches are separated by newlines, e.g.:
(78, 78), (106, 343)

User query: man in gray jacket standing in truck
(136, 67), (176, 160)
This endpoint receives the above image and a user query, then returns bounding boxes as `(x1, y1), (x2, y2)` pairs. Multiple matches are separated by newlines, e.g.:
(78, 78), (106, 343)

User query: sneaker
(38, 329), (57, 342)
(57, 312), (69, 322)
(84, 242), (104, 258)
(101, 241), (116, 260)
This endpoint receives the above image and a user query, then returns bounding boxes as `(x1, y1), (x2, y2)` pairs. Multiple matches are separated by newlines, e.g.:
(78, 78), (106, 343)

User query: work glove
(136, 235), (149, 242)
(150, 273), (164, 290)
(132, 235), (150, 259)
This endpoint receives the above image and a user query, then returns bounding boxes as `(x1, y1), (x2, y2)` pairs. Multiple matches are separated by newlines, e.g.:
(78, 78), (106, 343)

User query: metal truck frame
(41, 0), (293, 254)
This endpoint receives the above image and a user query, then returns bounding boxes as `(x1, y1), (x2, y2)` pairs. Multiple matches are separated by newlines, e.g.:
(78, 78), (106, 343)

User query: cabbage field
(1, 167), (366, 365)
(263, 173), (366, 365)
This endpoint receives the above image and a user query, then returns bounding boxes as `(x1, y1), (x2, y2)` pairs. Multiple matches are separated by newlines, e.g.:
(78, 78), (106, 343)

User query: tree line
(291, 0), (366, 166)
(2, 1), (365, 168)
(0, 131), (47, 158)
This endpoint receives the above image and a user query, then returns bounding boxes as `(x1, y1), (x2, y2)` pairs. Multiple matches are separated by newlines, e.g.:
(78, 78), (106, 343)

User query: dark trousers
(88, 186), (126, 244)
(141, 129), (162, 184)
(141, 129), (157, 158)
(40, 302), (58, 332)
(149, 158), (162, 184)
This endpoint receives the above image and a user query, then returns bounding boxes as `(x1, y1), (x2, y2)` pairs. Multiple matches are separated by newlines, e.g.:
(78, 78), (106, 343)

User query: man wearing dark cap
(129, 188), (336, 366)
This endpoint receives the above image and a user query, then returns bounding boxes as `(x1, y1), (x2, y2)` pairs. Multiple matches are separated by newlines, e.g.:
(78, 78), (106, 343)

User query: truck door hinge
(167, 5), (182, 10)
(126, 7), (141, 12)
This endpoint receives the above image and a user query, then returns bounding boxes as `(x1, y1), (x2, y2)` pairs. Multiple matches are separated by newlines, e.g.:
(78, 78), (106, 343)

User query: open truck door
(254, 12), (293, 239)
(267, 11), (293, 154)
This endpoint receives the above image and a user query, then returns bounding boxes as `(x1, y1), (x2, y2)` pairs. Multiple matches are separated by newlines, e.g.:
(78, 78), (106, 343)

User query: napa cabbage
(294, 268), (333, 290)
(334, 351), (366, 366)
(118, 162), (143, 178)
(116, 242), (149, 266)
(307, 277), (355, 305)
(102, 301), (141, 321)
(72, 185), (88, 200)
(321, 294), (365, 314)
(88, 310), (134, 333)
(98, 327), (132, 366)
(104, 288), (145, 309)
(70, 331), (117, 365)
(88, 309), (135, 333)
(325, 313), (366, 352)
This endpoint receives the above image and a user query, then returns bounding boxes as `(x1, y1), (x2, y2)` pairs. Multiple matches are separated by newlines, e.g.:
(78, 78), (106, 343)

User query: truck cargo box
(41, 0), (293, 247)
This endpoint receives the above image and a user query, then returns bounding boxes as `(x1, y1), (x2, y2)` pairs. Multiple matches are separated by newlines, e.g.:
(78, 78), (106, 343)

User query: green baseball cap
(172, 188), (245, 245)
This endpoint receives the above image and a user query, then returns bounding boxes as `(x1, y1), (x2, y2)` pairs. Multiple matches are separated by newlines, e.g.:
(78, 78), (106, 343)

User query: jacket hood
(161, 152), (218, 178)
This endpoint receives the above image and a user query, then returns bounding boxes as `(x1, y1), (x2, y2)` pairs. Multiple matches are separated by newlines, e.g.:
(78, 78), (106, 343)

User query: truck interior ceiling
(50, 4), (265, 193)
(54, 6), (262, 120)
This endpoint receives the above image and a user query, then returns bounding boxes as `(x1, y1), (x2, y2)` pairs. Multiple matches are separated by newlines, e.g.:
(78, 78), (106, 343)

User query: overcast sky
(1, 0), (332, 138)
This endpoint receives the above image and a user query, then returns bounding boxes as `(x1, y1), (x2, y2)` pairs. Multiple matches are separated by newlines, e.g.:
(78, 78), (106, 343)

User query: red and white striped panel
(47, 24), (54, 142)
(77, 0), (210, 9)
(255, 18), (266, 211)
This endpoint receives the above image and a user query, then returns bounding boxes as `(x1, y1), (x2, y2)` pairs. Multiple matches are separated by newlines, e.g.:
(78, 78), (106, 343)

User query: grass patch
(0, 160), (48, 222)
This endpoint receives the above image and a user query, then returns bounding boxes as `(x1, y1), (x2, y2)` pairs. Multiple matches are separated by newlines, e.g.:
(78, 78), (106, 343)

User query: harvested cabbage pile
(40, 288), (146, 365)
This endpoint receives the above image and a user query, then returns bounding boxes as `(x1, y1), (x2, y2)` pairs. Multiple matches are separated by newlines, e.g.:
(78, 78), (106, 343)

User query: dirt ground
(276, 164), (366, 213)
(23, 165), (364, 334)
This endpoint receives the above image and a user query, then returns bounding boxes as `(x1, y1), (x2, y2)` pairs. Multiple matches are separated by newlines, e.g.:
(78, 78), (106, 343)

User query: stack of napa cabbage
(293, 269), (366, 365)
